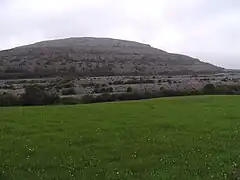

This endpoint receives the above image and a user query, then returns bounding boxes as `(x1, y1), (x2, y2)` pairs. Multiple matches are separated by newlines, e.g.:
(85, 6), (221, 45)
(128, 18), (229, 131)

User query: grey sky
(0, 0), (239, 68)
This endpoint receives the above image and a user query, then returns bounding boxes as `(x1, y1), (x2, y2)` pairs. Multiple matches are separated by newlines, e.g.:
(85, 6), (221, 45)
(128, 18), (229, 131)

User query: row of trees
(1, 84), (240, 106)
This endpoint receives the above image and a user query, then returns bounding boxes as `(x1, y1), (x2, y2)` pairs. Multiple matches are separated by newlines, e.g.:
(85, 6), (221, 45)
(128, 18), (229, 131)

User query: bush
(116, 92), (158, 101)
(127, 86), (133, 92)
(0, 93), (20, 106)
(94, 87), (113, 93)
(112, 81), (124, 85)
(95, 93), (116, 102)
(20, 85), (59, 106)
(214, 85), (240, 95)
(203, 84), (215, 94)
(81, 95), (96, 104)
(56, 97), (81, 105)
(79, 89), (214, 104)
(108, 87), (113, 93)
(62, 88), (76, 95)
(62, 83), (73, 89)
(3, 84), (240, 107)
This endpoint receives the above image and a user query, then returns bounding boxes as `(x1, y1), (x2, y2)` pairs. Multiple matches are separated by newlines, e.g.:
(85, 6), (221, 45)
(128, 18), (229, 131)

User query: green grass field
(0, 96), (239, 180)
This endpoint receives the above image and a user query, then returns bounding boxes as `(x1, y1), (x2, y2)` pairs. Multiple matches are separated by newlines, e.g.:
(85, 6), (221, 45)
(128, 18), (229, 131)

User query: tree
(95, 93), (116, 102)
(108, 87), (113, 93)
(127, 86), (133, 92)
(20, 85), (59, 105)
(0, 93), (20, 106)
(62, 88), (76, 95)
(203, 84), (215, 94)
(81, 95), (95, 104)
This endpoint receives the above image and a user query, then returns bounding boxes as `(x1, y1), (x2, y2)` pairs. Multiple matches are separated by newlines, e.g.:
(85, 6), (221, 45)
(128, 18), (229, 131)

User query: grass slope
(0, 96), (239, 180)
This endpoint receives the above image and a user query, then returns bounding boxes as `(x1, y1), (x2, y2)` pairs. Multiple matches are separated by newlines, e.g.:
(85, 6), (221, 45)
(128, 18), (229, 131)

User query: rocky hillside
(0, 37), (223, 78)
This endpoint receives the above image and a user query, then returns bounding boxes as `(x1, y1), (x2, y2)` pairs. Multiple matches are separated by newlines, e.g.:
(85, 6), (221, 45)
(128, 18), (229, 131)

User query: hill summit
(0, 37), (222, 77)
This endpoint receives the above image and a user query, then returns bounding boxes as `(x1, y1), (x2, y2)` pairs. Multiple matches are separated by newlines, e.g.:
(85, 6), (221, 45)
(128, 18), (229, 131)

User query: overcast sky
(0, 0), (239, 68)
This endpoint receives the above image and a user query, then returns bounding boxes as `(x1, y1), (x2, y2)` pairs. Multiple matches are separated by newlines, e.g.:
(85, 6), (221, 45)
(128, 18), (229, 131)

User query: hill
(0, 96), (239, 179)
(0, 37), (222, 78)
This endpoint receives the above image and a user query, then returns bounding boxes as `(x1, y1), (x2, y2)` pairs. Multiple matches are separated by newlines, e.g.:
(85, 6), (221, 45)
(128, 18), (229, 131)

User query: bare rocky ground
(1, 72), (239, 98)
(0, 37), (222, 78)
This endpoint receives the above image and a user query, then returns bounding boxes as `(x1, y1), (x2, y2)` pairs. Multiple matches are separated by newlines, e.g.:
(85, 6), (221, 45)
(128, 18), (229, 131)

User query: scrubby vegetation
(61, 88), (76, 95)
(0, 93), (20, 106)
(78, 84), (240, 104)
(127, 86), (133, 92)
(0, 85), (59, 106)
(93, 87), (113, 93)
(56, 97), (81, 105)
(1, 84), (240, 106)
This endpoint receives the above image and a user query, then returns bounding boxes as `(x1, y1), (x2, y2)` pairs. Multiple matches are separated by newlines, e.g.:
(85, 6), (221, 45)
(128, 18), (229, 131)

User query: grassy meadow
(0, 95), (239, 180)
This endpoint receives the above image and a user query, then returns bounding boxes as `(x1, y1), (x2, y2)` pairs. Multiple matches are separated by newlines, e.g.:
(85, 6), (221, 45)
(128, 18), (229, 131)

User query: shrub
(94, 87), (113, 93)
(62, 83), (73, 89)
(214, 85), (240, 95)
(167, 80), (172, 84)
(108, 87), (113, 93)
(112, 81), (123, 85)
(81, 95), (96, 104)
(57, 82), (73, 89)
(62, 88), (76, 95)
(0, 93), (20, 106)
(127, 86), (133, 92)
(221, 78), (228, 82)
(203, 84), (215, 94)
(95, 93), (116, 102)
(20, 85), (59, 106)
(57, 97), (81, 105)
(1, 85), (14, 89)
(3, 84), (240, 107)
(160, 87), (165, 91)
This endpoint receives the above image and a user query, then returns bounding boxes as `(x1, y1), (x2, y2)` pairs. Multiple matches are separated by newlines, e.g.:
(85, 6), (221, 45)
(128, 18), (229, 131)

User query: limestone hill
(0, 37), (222, 78)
